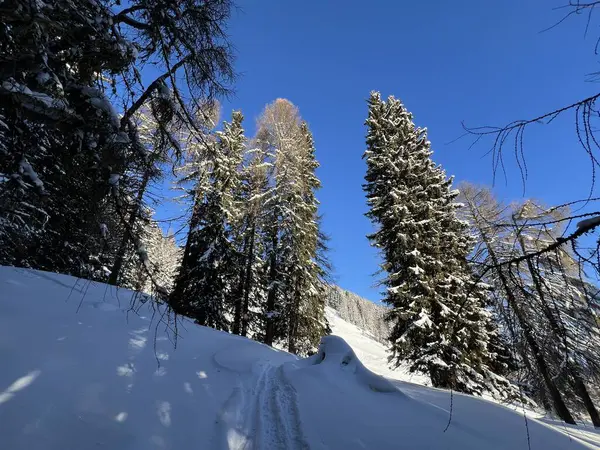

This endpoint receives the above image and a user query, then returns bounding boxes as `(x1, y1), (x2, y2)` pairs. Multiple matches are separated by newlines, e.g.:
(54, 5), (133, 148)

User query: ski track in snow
(217, 361), (309, 450)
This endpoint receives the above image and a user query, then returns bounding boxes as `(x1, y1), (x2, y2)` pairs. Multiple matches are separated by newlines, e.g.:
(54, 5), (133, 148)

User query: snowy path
(216, 360), (309, 450)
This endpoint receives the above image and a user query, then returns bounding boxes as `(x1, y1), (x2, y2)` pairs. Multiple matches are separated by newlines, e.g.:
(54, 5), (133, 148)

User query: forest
(1, 0), (600, 429)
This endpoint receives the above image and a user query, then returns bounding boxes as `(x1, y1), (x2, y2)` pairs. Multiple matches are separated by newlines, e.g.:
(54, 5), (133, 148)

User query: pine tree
(363, 92), (512, 396)
(170, 111), (245, 330)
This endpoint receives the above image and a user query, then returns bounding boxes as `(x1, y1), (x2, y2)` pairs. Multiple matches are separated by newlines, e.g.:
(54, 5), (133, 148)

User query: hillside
(1, 266), (599, 450)
(325, 285), (391, 344)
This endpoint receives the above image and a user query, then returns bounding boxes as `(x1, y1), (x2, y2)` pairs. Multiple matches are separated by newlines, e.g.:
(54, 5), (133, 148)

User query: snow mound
(304, 335), (400, 394)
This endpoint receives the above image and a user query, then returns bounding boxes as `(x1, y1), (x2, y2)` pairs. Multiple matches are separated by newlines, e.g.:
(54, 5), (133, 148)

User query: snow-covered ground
(1, 266), (599, 449)
(326, 306), (429, 385)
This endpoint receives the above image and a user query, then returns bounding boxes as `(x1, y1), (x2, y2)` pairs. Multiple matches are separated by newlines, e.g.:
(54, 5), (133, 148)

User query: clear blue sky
(164, 1), (600, 301)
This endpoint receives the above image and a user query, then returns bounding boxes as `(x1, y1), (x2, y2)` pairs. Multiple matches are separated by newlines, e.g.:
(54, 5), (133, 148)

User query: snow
(36, 72), (52, 85)
(2, 79), (33, 95)
(108, 174), (120, 186)
(19, 159), (44, 191)
(577, 215), (600, 230)
(304, 335), (399, 393)
(81, 87), (120, 128)
(0, 266), (598, 450)
(2, 79), (68, 113)
(109, 131), (131, 144)
(326, 306), (428, 384)
(99, 223), (108, 238)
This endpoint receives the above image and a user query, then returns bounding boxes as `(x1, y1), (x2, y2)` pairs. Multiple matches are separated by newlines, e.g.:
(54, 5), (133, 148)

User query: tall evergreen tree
(363, 92), (513, 396)
(230, 147), (270, 336)
(287, 123), (330, 354)
(170, 111), (245, 330)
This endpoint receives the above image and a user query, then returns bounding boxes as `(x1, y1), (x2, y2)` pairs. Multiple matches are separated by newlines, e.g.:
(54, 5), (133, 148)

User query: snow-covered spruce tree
(363, 92), (514, 396)
(168, 106), (219, 314)
(288, 123), (330, 354)
(170, 111), (245, 330)
(255, 99), (328, 354)
(230, 146), (270, 337)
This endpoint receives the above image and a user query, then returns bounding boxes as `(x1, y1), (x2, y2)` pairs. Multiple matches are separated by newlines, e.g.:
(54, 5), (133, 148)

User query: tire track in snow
(217, 362), (309, 450)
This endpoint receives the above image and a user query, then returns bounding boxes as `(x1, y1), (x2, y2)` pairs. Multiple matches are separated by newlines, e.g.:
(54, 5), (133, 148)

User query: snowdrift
(0, 266), (598, 449)
(299, 335), (400, 393)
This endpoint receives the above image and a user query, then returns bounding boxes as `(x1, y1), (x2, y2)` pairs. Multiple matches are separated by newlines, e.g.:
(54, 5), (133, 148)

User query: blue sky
(163, 1), (600, 301)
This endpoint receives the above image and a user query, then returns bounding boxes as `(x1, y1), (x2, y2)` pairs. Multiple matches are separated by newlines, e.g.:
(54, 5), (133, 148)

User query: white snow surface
(1, 266), (599, 450)
(326, 306), (429, 385)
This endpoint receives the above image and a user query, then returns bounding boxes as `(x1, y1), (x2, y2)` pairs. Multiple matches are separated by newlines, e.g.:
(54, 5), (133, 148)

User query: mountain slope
(325, 285), (390, 344)
(325, 306), (429, 385)
(0, 266), (598, 450)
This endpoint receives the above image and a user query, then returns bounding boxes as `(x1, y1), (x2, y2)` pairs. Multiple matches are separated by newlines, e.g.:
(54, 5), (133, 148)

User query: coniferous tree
(170, 111), (245, 330)
(0, 0), (135, 275)
(255, 99), (329, 353)
(122, 221), (182, 295)
(510, 200), (600, 424)
(230, 147), (270, 336)
(363, 92), (514, 397)
(459, 183), (578, 423)
(287, 123), (330, 354)
(107, 108), (178, 286)
(0, 0), (235, 294)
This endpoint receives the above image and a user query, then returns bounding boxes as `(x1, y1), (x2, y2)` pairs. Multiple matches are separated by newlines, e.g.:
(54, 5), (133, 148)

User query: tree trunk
(287, 280), (301, 354)
(573, 375), (600, 427)
(506, 282), (575, 424)
(264, 232), (278, 346)
(108, 169), (151, 286)
(241, 225), (256, 337)
(232, 233), (249, 335)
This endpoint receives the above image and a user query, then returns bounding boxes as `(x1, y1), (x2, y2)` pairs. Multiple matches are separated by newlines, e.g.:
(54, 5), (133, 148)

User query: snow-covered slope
(1, 266), (599, 450)
(326, 306), (429, 385)
(325, 285), (390, 344)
